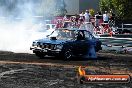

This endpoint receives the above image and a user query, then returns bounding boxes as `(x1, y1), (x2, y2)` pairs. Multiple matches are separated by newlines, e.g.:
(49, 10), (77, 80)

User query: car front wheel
(35, 52), (45, 59)
(63, 49), (73, 60)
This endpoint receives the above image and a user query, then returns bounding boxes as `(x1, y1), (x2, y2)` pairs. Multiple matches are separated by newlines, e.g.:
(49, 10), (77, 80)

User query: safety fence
(99, 37), (132, 53)
(116, 23), (132, 34)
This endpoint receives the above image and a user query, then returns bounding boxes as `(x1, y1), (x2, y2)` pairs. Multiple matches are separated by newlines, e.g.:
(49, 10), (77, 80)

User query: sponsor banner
(83, 74), (130, 83)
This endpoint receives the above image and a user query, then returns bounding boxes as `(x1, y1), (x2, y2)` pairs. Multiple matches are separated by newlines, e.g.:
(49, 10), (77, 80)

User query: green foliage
(99, 0), (132, 20)
(99, 0), (109, 11)
(89, 9), (95, 16)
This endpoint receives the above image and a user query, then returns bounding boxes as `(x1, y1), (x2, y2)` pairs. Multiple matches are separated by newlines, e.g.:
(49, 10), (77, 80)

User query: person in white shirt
(79, 12), (85, 22)
(103, 11), (109, 23)
(84, 10), (90, 22)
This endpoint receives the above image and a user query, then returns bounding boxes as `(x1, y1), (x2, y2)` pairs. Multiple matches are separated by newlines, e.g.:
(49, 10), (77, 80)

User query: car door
(72, 30), (86, 54)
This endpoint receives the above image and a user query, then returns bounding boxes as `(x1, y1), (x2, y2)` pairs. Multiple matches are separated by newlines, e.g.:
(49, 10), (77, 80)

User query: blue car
(30, 28), (102, 60)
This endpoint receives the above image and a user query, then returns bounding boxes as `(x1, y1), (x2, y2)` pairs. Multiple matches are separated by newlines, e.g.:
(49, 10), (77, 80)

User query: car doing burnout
(30, 28), (102, 60)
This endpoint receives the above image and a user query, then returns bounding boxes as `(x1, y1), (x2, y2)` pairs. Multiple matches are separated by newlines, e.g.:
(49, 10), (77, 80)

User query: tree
(99, 0), (132, 20)
(89, 9), (95, 17)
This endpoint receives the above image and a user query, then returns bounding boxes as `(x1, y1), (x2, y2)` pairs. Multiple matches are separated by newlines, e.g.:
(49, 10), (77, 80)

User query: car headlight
(56, 44), (63, 49)
(32, 42), (37, 46)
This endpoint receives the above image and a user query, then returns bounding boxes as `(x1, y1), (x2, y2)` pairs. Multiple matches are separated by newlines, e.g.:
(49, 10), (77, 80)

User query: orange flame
(78, 66), (86, 76)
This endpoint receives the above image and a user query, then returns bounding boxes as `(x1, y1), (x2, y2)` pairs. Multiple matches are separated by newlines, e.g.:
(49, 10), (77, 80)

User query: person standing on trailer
(95, 12), (100, 28)
(79, 11), (85, 22)
(84, 10), (90, 22)
(103, 11), (109, 23)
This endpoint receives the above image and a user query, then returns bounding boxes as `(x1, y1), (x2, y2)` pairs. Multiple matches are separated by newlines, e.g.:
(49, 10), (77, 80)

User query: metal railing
(116, 23), (132, 34)
(99, 37), (132, 53)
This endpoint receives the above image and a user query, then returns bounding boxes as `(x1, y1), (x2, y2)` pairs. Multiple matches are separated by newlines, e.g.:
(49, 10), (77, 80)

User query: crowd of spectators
(55, 9), (115, 35)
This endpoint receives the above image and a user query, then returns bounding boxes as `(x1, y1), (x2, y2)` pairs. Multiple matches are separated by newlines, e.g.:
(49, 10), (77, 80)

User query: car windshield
(49, 29), (76, 40)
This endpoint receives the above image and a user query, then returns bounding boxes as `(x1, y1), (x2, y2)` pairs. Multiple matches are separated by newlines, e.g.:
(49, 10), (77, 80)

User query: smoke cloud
(0, 0), (58, 53)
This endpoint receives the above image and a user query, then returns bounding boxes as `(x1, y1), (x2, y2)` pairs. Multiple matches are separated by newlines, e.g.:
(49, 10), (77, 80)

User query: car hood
(34, 38), (70, 44)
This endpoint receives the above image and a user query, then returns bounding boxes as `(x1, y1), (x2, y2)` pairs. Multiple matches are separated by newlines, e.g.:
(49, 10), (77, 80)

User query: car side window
(76, 31), (85, 40)
(52, 25), (55, 29)
(46, 25), (50, 30)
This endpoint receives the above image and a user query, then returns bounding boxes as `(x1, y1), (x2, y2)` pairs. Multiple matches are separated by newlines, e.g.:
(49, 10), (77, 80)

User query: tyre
(35, 52), (45, 59)
(63, 48), (73, 60)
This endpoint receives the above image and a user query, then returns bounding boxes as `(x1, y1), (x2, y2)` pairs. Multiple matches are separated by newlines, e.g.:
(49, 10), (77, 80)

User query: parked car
(30, 28), (102, 60)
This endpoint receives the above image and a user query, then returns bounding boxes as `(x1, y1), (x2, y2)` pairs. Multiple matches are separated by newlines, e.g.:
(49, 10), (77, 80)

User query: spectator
(63, 15), (69, 21)
(98, 11), (103, 24)
(79, 11), (85, 22)
(84, 10), (90, 22)
(70, 16), (78, 28)
(109, 10), (115, 27)
(56, 20), (63, 28)
(109, 10), (115, 21)
(78, 19), (84, 28)
(98, 11), (102, 15)
(75, 14), (79, 22)
(95, 12), (100, 27)
(103, 11), (109, 23)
